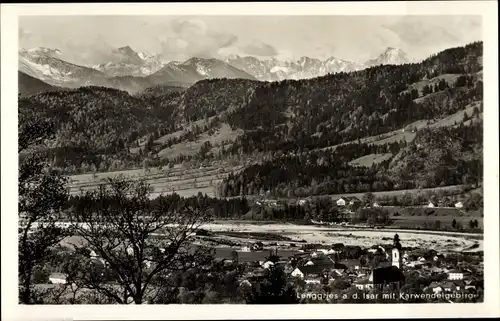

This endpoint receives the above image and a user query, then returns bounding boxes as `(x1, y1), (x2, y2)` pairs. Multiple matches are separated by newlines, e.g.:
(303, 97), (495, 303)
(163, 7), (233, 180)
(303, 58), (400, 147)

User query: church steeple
(392, 234), (402, 269)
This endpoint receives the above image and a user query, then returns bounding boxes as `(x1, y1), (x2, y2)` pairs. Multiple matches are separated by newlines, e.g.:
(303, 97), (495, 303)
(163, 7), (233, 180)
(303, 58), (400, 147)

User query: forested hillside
(223, 42), (482, 154)
(18, 71), (65, 97)
(19, 86), (177, 172)
(217, 121), (483, 198)
(19, 42), (483, 190)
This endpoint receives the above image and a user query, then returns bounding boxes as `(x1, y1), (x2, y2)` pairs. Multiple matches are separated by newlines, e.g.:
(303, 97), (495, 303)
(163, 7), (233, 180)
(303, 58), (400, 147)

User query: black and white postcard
(1, 1), (499, 320)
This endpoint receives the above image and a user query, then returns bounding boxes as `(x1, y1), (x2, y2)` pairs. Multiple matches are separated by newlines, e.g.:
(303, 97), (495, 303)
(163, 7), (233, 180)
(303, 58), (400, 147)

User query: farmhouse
(454, 201), (464, 208)
(427, 201), (437, 208)
(297, 199), (308, 206)
(336, 197), (361, 207)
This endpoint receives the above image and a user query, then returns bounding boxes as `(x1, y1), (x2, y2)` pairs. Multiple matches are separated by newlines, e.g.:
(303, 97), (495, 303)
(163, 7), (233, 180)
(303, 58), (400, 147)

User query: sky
(19, 15), (482, 66)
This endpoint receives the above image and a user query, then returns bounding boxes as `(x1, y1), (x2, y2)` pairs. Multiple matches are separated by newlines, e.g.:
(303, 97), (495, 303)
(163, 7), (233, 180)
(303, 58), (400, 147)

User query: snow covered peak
(20, 47), (62, 58)
(111, 46), (143, 65)
(365, 47), (410, 67)
(92, 47), (168, 77)
(115, 45), (136, 55)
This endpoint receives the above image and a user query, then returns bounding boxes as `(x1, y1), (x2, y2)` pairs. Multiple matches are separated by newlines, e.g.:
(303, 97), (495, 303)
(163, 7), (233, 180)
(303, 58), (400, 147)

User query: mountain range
(92, 46), (169, 77)
(18, 45), (413, 95)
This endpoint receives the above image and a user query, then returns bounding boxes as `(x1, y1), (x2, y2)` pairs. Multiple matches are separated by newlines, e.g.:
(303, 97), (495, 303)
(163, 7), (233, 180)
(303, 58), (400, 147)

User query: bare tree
(67, 177), (213, 304)
(18, 117), (69, 304)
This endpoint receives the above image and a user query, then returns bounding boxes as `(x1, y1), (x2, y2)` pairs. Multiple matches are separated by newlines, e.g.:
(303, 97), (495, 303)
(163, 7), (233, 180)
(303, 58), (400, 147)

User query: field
(197, 222), (483, 253)
(157, 123), (243, 159)
(404, 73), (462, 95)
(349, 153), (393, 167)
(68, 163), (244, 198)
(379, 206), (484, 230)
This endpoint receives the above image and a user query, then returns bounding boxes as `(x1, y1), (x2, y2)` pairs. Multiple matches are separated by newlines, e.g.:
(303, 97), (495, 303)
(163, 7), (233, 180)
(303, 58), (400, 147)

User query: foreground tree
(67, 177), (213, 304)
(18, 118), (69, 304)
(246, 265), (299, 304)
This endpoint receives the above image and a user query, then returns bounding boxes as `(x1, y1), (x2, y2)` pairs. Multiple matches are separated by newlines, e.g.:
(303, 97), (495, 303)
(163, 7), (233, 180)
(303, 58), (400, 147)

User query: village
(216, 231), (484, 303)
(38, 191), (484, 304)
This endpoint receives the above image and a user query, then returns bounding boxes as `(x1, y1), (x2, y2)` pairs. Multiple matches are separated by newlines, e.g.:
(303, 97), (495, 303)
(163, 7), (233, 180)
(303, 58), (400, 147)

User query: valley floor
(197, 221), (483, 253)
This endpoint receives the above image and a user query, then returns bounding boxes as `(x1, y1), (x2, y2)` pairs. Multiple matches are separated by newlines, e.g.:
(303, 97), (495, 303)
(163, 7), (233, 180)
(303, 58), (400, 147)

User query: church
(367, 234), (406, 290)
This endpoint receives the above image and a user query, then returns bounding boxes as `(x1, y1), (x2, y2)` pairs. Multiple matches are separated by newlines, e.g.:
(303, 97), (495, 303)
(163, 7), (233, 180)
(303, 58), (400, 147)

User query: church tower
(392, 247), (401, 268)
(392, 233), (402, 269)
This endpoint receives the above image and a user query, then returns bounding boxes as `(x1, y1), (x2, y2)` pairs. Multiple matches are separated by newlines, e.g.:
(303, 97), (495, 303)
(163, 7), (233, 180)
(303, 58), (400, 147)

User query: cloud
(159, 18), (238, 61)
(58, 36), (117, 66)
(240, 40), (278, 56)
(380, 16), (482, 59)
(19, 28), (32, 41)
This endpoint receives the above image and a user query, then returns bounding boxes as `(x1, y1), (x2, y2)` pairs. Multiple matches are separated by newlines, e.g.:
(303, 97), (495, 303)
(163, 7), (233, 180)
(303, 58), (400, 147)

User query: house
(427, 282), (444, 294)
(331, 269), (344, 278)
(427, 201), (436, 208)
(293, 265), (330, 284)
(316, 248), (334, 255)
(453, 280), (465, 291)
(442, 281), (459, 292)
(373, 202), (381, 207)
(340, 259), (361, 271)
(464, 279), (477, 291)
(239, 279), (252, 288)
(354, 277), (373, 290)
(304, 260), (315, 266)
(336, 198), (348, 207)
(454, 201), (464, 208)
(448, 269), (464, 280)
(347, 197), (361, 206)
(261, 261), (275, 269)
(291, 267), (305, 278)
(241, 246), (251, 252)
(430, 266), (447, 274)
(49, 273), (68, 284)
(298, 199), (308, 206)
(262, 199), (279, 207)
(336, 197), (360, 207)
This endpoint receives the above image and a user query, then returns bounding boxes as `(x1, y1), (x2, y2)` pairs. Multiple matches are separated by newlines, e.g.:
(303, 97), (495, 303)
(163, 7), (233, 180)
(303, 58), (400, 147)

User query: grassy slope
(349, 153), (393, 167)
(157, 123), (243, 159)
